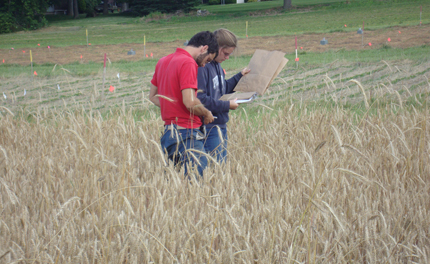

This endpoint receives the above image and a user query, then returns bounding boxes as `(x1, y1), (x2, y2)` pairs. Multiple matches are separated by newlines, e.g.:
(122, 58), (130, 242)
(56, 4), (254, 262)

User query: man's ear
(200, 45), (208, 54)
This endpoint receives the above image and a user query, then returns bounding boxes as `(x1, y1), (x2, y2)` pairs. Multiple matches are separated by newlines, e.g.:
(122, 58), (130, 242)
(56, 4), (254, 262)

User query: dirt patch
(1, 25), (429, 66)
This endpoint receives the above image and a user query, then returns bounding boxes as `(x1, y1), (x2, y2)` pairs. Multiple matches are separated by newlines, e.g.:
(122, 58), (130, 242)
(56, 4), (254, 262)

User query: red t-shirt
(151, 48), (202, 128)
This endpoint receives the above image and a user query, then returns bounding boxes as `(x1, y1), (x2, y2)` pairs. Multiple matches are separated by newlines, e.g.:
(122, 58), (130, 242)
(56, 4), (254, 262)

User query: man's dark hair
(187, 31), (219, 55)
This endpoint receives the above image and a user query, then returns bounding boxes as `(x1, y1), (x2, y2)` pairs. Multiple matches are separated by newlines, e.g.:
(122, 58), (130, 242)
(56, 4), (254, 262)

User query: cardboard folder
(220, 49), (288, 103)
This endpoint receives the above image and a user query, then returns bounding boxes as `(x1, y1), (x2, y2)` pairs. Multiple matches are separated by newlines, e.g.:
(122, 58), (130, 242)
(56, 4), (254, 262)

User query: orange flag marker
(34, 71), (38, 75)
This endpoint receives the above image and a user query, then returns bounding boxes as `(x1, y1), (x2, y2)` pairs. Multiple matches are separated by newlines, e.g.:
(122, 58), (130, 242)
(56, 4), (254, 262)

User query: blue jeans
(160, 126), (208, 177)
(204, 126), (228, 163)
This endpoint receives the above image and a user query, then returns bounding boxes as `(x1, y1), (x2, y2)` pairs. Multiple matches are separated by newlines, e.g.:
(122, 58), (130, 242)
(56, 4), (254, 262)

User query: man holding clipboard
(149, 31), (218, 177)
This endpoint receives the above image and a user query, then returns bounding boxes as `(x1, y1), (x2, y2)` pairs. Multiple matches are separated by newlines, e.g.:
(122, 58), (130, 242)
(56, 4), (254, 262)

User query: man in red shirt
(149, 31), (218, 177)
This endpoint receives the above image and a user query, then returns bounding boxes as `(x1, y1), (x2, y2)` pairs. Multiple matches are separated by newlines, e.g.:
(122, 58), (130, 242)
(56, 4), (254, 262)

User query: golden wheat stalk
(154, 94), (175, 102)
(347, 79), (369, 108)
(394, 90), (403, 109)
(381, 60), (393, 72)
(66, 129), (88, 149)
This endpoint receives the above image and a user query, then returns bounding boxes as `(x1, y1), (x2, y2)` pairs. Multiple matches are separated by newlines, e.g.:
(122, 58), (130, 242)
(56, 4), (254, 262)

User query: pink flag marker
(368, 42), (372, 46)
(37, 44), (40, 46)
(300, 47), (303, 50)
(146, 54), (148, 58)
(23, 50), (25, 53)
(80, 55), (83, 59)
(2, 59), (4, 63)
(34, 71), (37, 75)
(295, 58), (299, 62)
(388, 38), (391, 42)
(109, 85), (115, 92)
(150, 52), (153, 58)
(398, 31), (401, 34)
(344, 24), (347, 27)
(89, 43), (91, 45)
(11, 48), (14, 50)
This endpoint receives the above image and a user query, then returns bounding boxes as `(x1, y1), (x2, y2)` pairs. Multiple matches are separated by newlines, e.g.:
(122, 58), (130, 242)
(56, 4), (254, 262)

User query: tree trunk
(74, 0), (79, 18)
(68, 0), (74, 16)
(283, 0), (292, 9)
(103, 1), (108, 15)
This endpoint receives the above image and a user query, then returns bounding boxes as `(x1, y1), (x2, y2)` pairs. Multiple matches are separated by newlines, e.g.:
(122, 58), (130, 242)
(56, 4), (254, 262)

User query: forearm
(197, 93), (230, 114)
(187, 97), (212, 117)
(225, 72), (243, 93)
(149, 84), (161, 107)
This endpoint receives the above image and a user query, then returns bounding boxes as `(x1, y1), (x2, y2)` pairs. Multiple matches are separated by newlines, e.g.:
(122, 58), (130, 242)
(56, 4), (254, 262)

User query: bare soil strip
(1, 25), (429, 66)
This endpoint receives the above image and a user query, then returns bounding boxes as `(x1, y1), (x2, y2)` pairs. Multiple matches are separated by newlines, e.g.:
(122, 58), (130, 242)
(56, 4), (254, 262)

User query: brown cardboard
(233, 49), (288, 95)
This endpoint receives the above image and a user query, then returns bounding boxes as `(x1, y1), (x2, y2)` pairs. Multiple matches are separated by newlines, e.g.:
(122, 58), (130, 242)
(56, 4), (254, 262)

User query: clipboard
(219, 91), (257, 103)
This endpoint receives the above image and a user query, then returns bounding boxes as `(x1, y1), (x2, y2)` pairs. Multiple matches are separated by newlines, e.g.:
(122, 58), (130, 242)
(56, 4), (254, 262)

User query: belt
(165, 124), (189, 130)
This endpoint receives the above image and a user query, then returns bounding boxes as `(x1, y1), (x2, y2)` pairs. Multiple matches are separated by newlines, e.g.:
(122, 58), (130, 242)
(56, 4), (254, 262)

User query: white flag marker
(57, 84), (60, 90)
(3, 92), (6, 99)
(117, 73), (120, 79)
(24, 89), (26, 96)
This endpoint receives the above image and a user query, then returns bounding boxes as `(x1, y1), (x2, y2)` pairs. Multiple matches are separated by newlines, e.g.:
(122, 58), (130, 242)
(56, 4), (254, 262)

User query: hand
(203, 111), (214, 125)
(229, 99), (239, 110)
(241, 67), (251, 76)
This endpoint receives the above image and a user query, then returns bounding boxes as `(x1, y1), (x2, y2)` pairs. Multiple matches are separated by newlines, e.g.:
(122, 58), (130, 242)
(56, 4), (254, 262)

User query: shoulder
(202, 62), (217, 73)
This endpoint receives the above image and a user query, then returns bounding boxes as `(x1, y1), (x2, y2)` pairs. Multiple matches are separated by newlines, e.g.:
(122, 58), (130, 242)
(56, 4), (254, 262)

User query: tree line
(0, 0), (96, 33)
(0, 0), (203, 34)
(0, 0), (292, 34)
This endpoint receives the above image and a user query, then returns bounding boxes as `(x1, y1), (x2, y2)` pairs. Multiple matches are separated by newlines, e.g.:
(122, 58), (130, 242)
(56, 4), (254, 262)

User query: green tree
(84, 0), (98, 17)
(0, 0), (48, 33)
(78, 0), (86, 13)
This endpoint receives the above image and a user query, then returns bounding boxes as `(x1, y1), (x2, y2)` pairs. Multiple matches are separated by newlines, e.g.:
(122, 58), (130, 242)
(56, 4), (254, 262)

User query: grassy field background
(0, 0), (429, 263)
(0, 0), (427, 49)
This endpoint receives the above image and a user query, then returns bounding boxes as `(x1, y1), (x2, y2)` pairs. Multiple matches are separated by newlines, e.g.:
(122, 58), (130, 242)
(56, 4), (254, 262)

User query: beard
(195, 52), (209, 67)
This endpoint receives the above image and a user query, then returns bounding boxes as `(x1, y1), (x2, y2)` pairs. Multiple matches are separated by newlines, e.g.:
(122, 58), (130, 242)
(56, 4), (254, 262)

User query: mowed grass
(0, 0), (428, 49)
(199, 0), (346, 13)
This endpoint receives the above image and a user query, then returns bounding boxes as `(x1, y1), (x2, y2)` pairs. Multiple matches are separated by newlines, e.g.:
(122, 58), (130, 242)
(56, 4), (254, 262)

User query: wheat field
(1, 84), (429, 263)
(1, 58), (430, 263)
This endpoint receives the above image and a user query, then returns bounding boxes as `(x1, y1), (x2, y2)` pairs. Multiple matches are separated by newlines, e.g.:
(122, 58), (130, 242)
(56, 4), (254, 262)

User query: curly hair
(187, 31), (219, 55)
